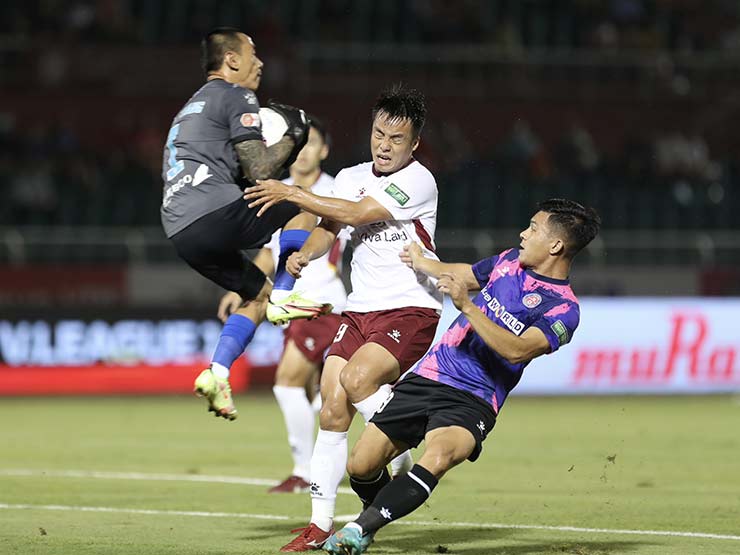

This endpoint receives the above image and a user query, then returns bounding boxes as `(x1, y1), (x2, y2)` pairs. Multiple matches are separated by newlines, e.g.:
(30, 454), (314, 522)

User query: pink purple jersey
(412, 248), (580, 414)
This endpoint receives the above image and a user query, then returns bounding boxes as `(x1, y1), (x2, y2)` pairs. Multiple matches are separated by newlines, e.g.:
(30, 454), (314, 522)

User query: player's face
(291, 127), (328, 175)
(238, 34), (263, 90)
(519, 211), (559, 267)
(370, 111), (419, 174)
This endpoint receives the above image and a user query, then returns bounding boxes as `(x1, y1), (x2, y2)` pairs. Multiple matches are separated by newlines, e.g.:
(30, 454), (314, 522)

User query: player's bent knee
(339, 366), (373, 400)
(318, 401), (352, 431)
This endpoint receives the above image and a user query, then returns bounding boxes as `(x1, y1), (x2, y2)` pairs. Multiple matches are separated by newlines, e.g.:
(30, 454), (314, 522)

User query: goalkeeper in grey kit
(160, 27), (331, 421)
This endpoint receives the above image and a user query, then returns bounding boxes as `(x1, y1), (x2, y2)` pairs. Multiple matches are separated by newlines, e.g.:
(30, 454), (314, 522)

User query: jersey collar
(524, 268), (570, 286)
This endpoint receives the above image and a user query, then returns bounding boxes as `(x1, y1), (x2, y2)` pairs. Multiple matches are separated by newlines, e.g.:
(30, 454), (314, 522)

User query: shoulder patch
(240, 113), (260, 128)
(384, 183), (410, 206)
(550, 320), (570, 346)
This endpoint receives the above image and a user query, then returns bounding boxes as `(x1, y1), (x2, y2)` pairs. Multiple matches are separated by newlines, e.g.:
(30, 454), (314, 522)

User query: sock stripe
(351, 471), (386, 485)
(406, 470), (431, 496)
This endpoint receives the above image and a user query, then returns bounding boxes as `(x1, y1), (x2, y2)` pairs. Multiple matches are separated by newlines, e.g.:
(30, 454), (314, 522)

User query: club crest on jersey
(240, 112), (260, 127)
(522, 293), (542, 308)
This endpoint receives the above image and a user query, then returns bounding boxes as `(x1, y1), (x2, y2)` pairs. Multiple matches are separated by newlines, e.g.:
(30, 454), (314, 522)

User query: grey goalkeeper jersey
(160, 79), (263, 237)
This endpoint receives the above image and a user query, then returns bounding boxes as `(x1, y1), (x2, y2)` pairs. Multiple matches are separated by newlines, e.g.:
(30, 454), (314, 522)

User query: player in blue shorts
(322, 198), (601, 554)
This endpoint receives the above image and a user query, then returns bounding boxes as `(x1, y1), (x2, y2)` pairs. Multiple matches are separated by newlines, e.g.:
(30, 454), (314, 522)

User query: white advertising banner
(435, 297), (740, 395)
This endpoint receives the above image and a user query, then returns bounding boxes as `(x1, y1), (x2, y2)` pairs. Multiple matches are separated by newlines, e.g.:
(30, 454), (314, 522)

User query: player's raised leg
(194, 273), (269, 420)
(268, 212), (333, 325)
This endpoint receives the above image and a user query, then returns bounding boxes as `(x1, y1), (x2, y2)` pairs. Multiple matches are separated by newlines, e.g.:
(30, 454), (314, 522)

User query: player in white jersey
(219, 118), (348, 494)
(244, 85), (441, 552)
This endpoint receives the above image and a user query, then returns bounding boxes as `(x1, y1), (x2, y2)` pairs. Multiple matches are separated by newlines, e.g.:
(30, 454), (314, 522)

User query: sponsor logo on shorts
(384, 183), (410, 206)
(387, 329), (402, 343)
(380, 507), (393, 519)
(240, 112), (260, 127)
(304, 337), (316, 351)
(551, 320), (570, 345)
(522, 293), (542, 309)
(477, 420), (486, 435)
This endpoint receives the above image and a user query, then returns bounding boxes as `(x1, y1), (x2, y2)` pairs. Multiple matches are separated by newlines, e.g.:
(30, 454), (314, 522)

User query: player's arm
(439, 272), (551, 364)
(243, 179), (392, 226)
(400, 242), (480, 291)
(287, 219), (344, 278)
(234, 137), (295, 183)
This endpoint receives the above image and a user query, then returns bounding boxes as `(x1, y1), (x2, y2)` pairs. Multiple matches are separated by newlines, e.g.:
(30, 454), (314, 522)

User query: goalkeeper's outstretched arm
(400, 242), (480, 291)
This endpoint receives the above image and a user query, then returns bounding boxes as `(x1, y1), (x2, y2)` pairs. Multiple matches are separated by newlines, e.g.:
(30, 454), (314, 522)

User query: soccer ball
(259, 107), (289, 147)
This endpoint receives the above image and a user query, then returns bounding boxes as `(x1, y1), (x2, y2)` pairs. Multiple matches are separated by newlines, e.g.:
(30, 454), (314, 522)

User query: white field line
(1, 470), (739, 542)
(0, 468), (354, 494)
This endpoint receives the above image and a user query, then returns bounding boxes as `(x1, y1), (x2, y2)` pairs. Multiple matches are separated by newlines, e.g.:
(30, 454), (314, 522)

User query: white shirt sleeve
(366, 166), (437, 221)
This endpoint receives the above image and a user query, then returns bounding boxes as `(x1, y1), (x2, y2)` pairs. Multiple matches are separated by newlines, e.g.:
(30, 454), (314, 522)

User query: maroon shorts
(326, 307), (440, 372)
(284, 313), (343, 365)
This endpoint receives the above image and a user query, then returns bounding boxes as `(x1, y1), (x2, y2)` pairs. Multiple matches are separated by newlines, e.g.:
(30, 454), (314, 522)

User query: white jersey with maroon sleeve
(332, 160), (443, 313)
(266, 172), (348, 314)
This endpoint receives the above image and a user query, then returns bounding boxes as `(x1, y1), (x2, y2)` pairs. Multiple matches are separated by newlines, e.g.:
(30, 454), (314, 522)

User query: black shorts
(170, 198), (300, 300)
(370, 374), (497, 462)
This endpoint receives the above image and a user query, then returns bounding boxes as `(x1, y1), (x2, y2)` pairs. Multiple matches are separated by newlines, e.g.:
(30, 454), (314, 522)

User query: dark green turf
(1, 394), (739, 554)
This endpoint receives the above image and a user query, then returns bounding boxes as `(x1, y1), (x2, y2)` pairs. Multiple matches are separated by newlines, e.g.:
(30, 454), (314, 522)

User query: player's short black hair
(372, 84), (426, 139)
(201, 27), (244, 74)
(538, 198), (601, 258)
(307, 114), (331, 149)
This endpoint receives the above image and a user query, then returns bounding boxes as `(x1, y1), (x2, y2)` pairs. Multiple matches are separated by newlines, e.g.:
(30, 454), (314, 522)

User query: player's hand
(218, 291), (244, 323)
(287, 251), (309, 278)
(437, 272), (471, 311)
(400, 242), (423, 269)
(244, 179), (294, 217)
(266, 101), (309, 167)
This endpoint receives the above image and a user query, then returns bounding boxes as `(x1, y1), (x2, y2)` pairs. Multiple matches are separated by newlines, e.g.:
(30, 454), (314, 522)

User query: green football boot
(266, 291), (333, 326)
(193, 368), (238, 421)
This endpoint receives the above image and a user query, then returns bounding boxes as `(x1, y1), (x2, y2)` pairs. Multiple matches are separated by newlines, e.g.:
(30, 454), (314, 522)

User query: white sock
(390, 450), (414, 478)
(273, 385), (315, 480)
(210, 362), (229, 379)
(309, 429), (348, 532)
(352, 384), (393, 423)
(270, 289), (291, 302)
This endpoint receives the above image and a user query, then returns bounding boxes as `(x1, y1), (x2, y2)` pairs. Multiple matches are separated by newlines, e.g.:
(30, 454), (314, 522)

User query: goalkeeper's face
(234, 34), (263, 91)
(370, 111), (419, 174)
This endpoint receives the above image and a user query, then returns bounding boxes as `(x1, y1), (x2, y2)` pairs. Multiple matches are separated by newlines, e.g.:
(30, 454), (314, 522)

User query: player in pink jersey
(321, 199), (601, 555)
(245, 85), (441, 552)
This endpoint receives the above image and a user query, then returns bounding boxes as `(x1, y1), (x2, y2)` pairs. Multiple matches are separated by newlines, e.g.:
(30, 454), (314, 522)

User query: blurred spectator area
(1, 0), (740, 268)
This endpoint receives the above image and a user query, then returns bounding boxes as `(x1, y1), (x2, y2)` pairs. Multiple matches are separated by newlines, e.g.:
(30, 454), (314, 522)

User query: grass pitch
(1, 393), (738, 554)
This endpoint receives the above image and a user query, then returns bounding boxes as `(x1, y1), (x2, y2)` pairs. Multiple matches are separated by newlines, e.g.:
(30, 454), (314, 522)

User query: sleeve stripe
(328, 239), (342, 267)
(413, 219), (435, 252)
